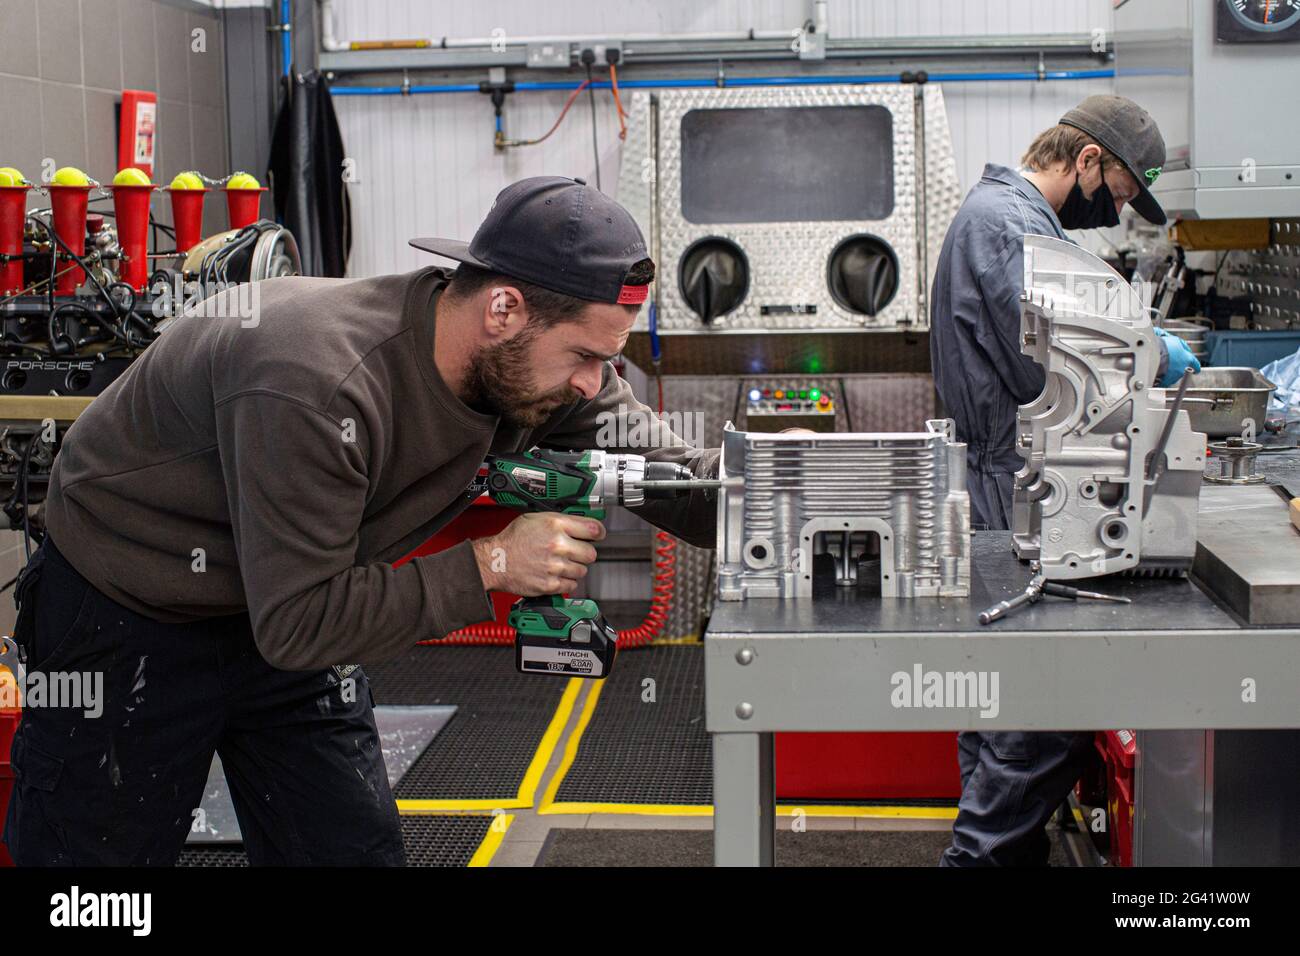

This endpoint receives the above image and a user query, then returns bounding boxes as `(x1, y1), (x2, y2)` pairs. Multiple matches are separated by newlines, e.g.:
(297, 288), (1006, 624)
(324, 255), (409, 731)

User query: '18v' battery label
(519, 645), (604, 678)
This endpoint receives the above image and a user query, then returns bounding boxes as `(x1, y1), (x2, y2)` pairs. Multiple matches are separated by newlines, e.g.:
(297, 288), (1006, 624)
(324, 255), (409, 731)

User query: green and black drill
(477, 448), (718, 680)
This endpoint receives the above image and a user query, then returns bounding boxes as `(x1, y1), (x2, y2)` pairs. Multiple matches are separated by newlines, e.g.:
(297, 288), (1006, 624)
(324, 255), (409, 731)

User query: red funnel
(167, 188), (208, 254)
(226, 187), (267, 230)
(112, 184), (156, 291)
(49, 185), (91, 294)
(0, 186), (29, 294)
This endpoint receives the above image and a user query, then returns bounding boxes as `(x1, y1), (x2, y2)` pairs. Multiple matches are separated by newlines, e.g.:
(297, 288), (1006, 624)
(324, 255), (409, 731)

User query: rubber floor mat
(548, 644), (711, 809)
(175, 814), (499, 867)
(366, 646), (573, 805)
(535, 826), (1068, 867)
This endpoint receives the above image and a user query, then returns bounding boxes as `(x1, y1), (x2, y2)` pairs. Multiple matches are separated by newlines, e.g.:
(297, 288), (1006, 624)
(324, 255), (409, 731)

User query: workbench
(706, 481), (1300, 864)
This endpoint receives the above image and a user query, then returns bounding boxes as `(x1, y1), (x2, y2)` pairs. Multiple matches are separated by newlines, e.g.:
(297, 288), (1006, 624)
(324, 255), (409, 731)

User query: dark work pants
(941, 730), (1097, 866)
(967, 463), (1016, 533)
(944, 464), (1097, 865)
(2, 536), (404, 866)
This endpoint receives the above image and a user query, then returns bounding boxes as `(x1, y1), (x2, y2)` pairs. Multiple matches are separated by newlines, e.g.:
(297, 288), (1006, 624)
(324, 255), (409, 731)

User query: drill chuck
(638, 462), (698, 498)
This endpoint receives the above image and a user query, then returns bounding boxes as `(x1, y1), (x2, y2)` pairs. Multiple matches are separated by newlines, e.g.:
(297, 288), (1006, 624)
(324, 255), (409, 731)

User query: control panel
(744, 383), (837, 432)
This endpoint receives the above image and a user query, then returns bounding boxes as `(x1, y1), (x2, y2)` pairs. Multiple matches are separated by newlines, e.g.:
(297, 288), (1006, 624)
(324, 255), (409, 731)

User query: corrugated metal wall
(329, 0), (1117, 278)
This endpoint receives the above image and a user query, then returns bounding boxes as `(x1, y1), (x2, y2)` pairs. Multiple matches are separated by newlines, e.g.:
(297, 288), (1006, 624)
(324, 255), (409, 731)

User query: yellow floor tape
(392, 637), (695, 813)
(395, 809), (515, 867)
(540, 801), (956, 820)
(467, 813), (514, 867)
(395, 677), (583, 812)
(538, 677), (957, 820)
(537, 678), (605, 814)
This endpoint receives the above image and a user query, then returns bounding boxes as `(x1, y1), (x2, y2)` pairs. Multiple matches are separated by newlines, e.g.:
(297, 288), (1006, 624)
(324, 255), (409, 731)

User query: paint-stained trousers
(2, 535), (404, 866)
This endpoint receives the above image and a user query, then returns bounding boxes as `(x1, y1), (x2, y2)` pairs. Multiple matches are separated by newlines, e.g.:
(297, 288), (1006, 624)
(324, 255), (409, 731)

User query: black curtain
(269, 71), (351, 277)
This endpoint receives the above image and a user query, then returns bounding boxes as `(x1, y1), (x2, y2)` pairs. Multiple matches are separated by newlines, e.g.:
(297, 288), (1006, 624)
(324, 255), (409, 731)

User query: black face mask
(1057, 166), (1120, 230)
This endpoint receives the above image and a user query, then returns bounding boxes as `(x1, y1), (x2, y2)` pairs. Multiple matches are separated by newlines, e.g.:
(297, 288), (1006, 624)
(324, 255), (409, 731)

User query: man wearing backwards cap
(7, 176), (718, 866)
(930, 95), (1200, 866)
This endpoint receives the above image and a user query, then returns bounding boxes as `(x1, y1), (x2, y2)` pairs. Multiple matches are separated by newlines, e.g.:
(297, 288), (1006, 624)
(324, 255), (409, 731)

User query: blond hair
(1021, 124), (1121, 173)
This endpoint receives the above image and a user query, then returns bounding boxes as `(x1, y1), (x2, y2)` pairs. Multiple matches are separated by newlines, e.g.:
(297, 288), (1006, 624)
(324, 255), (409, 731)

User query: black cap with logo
(1058, 94), (1168, 225)
(410, 176), (651, 305)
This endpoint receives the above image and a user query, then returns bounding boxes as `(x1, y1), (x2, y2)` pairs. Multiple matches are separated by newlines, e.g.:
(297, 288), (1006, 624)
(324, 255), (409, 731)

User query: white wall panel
(328, 1), (1117, 277)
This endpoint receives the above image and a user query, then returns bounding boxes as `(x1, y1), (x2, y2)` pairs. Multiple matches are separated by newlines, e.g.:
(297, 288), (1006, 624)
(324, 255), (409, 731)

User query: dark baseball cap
(410, 176), (651, 305)
(1059, 94), (1168, 225)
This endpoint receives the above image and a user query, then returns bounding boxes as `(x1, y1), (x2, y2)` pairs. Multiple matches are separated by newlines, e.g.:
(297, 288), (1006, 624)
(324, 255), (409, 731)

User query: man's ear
(484, 286), (526, 337)
(489, 286), (522, 314)
(1076, 143), (1102, 174)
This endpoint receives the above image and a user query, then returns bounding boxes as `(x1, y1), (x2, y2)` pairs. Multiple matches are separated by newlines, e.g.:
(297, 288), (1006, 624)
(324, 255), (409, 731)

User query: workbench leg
(712, 731), (775, 867)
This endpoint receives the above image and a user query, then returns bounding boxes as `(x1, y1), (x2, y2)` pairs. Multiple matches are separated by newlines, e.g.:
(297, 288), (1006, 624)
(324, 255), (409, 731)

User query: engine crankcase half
(1012, 236), (1204, 580)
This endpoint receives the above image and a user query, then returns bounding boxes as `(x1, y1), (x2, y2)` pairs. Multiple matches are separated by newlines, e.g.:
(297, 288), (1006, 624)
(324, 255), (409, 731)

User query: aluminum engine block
(716, 420), (971, 600)
(1012, 236), (1205, 579)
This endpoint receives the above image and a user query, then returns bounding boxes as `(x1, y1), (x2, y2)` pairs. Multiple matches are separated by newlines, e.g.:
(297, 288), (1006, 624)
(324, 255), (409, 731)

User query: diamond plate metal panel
(924, 84), (963, 302)
(615, 91), (654, 245)
(617, 85), (962, 335)
(662, 540), (713, 641)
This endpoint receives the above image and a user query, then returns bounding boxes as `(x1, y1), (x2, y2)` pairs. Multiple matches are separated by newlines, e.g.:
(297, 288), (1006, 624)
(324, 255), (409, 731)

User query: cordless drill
(478, 448), (716, 679)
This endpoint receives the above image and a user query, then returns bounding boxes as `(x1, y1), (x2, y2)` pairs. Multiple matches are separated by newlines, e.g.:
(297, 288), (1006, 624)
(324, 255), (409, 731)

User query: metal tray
(1165, 317), (1209, 358)
(1179, 367), (1277, 437)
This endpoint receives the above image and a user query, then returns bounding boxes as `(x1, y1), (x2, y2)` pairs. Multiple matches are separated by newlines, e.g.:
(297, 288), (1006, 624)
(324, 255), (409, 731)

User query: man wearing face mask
(932, 94), (1199, 534)
(930, 95), (1200, 866)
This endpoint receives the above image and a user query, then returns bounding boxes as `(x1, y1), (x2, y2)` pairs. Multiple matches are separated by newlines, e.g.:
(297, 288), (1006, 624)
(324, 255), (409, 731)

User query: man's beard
(463, 330), (579, 429)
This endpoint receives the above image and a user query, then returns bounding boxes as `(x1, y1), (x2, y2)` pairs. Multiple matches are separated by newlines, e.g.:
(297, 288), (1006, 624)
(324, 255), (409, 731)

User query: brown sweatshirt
(43, 267), (718, 670)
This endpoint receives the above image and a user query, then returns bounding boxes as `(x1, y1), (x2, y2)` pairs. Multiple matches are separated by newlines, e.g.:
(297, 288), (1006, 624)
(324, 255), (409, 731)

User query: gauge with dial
(1217, 0), (1300, 41)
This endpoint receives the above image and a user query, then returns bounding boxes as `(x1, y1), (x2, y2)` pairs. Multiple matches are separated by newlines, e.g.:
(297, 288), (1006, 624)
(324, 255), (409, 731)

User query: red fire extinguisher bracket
(118, 89), (158, 179)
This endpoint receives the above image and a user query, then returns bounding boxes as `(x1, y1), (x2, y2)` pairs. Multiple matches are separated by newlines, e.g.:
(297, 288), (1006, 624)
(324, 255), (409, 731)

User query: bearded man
(4, 176), (718, 866)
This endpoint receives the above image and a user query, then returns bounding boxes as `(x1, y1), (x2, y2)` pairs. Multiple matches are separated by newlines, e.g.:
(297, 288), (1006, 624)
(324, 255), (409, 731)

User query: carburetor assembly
(716, 420), (971, 600)
(1012, 236), (1205, 579)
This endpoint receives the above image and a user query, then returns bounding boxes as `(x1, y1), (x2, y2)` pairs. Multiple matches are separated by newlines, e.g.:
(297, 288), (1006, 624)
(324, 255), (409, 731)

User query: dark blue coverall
(930, 163), (1097, 865)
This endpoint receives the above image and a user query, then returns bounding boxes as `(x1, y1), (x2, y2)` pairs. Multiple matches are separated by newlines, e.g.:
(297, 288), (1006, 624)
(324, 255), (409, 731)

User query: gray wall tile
(39, 81), (88, 176)
(82, 0), (124, 92)
(0, 0), (41, 78)
(190, 102), (229, 236)
(205, 188), (232, 239)
(187, 10), (225, 108)
(155, 97), (192, 190)
(83, 88), (120, 182)
(153, 1), (188, 101)
(9, 0), (241, 293)
(120, 0), (158, 92)
(0, 76), (45, 188)
(36, 0), (83, 85)
(222, 7), (273, 183)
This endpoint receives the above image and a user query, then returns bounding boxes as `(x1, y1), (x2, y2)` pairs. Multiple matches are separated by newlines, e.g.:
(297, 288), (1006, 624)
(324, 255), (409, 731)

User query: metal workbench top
(704, 520), (1300, 735)
(707, 532), (1239, 637)
(704, 429), (1300, 866)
